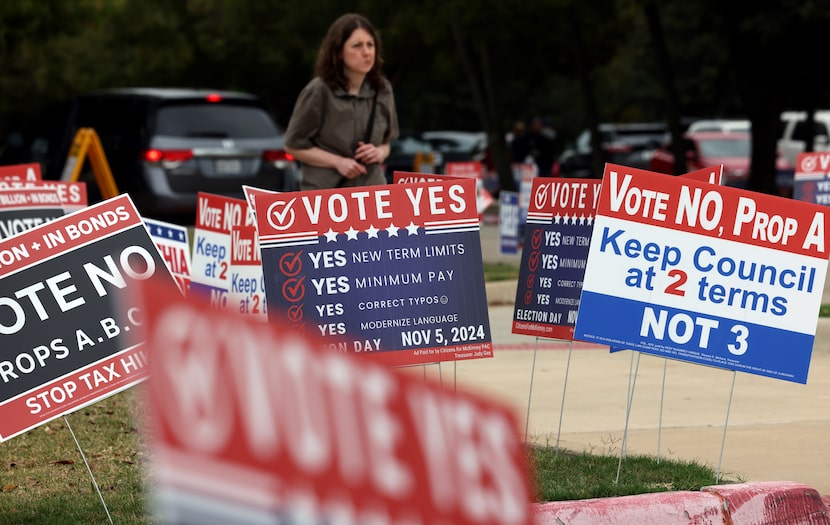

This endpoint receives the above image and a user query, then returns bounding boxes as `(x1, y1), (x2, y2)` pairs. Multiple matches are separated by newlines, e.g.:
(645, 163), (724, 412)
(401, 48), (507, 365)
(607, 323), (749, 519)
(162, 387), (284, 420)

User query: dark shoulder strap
(363, 91), (378, 143)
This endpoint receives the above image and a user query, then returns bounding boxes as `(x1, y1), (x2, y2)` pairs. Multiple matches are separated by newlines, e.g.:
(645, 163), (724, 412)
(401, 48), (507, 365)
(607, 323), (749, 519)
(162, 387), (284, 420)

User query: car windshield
(154, 104), (279, 138)
(698, 137), (750, 157)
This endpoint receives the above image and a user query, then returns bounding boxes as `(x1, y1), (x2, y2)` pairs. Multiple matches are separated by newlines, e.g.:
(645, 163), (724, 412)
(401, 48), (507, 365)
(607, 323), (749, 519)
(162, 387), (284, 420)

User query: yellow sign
(60, 128), (120, 199)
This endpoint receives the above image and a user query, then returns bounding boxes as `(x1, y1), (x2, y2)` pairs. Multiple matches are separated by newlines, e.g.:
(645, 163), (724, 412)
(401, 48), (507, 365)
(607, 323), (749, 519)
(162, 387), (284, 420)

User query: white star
(385, 223), (400, 237)
(324, 228), (339, 242)
(586, 215), (594, 227)
(30, 241), (40, 251)
(578, 214), (586, 225)
(366, 224), (380, 238)
(405, 222), (420, 236)
(346, 226), (360, 240)
(553, 213), (561, 224)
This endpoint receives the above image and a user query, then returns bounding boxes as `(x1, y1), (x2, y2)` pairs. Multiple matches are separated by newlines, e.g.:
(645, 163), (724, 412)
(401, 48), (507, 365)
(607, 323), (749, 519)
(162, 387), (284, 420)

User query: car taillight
(206, 93), (222, 103)
(263, 149), (295, 162)
(604, 143), (632, 154)
(143, 149), (194, 163)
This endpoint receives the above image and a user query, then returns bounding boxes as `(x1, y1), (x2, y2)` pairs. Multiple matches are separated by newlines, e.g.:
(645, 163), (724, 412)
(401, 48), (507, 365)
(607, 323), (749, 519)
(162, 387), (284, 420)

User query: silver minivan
(26, 87), (300, 221)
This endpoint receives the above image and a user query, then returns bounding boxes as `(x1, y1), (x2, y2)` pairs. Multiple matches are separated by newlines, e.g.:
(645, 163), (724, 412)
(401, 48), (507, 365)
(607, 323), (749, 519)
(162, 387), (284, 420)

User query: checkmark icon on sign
(282, 276), (306, 302)
(532, 228), (543, 250)
(280, 251), (303, 276)
(287, 304), (304, 322)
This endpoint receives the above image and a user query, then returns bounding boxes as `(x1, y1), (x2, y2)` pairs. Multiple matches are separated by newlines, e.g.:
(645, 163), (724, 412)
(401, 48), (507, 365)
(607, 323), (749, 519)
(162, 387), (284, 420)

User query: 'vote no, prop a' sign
(574, 164), (830, 384)
(255, 179), (492, 367)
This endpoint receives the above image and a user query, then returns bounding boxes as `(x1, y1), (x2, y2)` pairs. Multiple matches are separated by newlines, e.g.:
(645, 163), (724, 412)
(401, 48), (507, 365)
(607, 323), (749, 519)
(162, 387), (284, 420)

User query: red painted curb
(534, 482), (830, 525)
(534, 490), (724, 524)
(703, 481), (830, 524)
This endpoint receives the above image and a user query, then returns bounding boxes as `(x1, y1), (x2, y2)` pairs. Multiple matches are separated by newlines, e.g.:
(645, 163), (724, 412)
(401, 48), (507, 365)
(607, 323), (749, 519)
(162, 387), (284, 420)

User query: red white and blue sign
(254, 179), (493, 367)
(574, 164), (830, 383)
(512, 178), (601, 339)
(190, 193), (252, 309)
(793, 152), (830, 205)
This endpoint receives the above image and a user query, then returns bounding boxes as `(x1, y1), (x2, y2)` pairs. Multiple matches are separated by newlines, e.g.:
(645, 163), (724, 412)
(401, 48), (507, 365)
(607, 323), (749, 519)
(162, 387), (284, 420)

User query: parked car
(421, 130), (487, 168)
(384, 131), (442, 182)
(687, 118), (750, 134)
(558, 122), (669, 178)
(777, 110), (830, 167)
(20, 87), (300, 221)
(648, 131), (751, 187)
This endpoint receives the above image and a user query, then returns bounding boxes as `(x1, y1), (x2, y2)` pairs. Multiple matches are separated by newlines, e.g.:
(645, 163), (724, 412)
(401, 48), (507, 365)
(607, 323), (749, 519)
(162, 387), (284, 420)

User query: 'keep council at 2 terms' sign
(574, 164), (830, 384)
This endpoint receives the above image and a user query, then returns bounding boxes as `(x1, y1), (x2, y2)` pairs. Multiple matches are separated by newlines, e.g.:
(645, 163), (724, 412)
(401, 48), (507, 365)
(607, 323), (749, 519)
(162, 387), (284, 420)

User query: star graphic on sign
(30, 241), (40, 251)
(366, 224), (380, 239)
(324, 228), (339, 242)
(586, 215), (594, 226)
(578, 214), (586, 225)
(178, 231), (186, 241)
(553, 213), (562, 224)
(405, 222), (420, 236)
(386, 223), (400, 237)
(345, 226), (360, 240)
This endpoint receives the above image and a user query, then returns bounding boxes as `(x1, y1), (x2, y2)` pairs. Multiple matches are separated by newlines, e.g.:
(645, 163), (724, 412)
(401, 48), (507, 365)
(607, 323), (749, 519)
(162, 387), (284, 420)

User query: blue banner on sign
(578, 290), (813, 383)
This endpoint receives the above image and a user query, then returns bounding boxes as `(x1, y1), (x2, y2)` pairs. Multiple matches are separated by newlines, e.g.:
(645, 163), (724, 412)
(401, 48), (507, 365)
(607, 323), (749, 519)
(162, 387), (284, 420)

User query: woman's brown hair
(315, 13), (386, 92)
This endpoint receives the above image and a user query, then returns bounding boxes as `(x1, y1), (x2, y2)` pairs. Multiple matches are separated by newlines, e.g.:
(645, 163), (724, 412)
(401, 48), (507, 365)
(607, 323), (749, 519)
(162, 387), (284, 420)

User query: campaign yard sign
(135, 279), (533, 525)
(574, 164), (830, 384)
(499, 190), (520, 255)
(0, 187), (67, 240)
(0, 179), (87, 213)
(0, 162), (42, 183)
(792, 152), (830, 204)
(144, 217), (192, 295)
(445, 161), (495, 215)
(0, 194), (179, 441)
(255, 179), (493, 367)
(512, 178), (601, 339)
(190, 192), (253, 309)
(229, 224), (267, 321)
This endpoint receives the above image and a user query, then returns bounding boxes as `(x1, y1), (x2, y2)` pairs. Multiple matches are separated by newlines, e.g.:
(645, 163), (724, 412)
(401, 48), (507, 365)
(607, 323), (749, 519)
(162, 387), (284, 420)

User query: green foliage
(3, 0), (830, 185)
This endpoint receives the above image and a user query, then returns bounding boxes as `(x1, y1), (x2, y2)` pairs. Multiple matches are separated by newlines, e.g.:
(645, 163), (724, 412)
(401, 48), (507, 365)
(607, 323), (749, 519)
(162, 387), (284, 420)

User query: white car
(687, 119), (750, 134)
(777, 110), (830, 167)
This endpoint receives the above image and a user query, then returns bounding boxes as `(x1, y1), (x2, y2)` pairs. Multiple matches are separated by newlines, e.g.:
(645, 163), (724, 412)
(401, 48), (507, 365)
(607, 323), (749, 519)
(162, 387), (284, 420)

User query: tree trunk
(450, 22), (514, 192)
(568, 6), (603, 178)
(644, 2), (686, 175)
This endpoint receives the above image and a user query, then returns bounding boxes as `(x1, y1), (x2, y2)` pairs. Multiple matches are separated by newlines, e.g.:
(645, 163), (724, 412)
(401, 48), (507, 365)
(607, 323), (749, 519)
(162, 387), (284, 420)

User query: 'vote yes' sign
(255, 180), (492, 367)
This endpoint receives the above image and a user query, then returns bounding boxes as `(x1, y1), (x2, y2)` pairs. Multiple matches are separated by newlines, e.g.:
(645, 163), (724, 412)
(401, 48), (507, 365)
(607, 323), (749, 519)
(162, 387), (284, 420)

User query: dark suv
(23, 87), (299, 220)
(558, 122), (670, 178)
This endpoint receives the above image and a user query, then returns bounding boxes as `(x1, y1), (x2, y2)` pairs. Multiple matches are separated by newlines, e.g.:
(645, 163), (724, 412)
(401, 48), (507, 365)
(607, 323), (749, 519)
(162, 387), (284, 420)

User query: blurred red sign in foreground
(134, 278), (535, 525)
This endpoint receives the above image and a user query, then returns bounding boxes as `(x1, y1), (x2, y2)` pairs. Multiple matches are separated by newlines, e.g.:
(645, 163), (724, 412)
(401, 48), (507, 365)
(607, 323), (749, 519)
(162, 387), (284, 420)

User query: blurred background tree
(1, 0), (828, 192)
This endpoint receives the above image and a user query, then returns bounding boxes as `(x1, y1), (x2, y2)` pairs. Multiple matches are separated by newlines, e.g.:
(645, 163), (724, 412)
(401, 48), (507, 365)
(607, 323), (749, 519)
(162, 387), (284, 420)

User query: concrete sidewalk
(468, 223), (830, 497)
